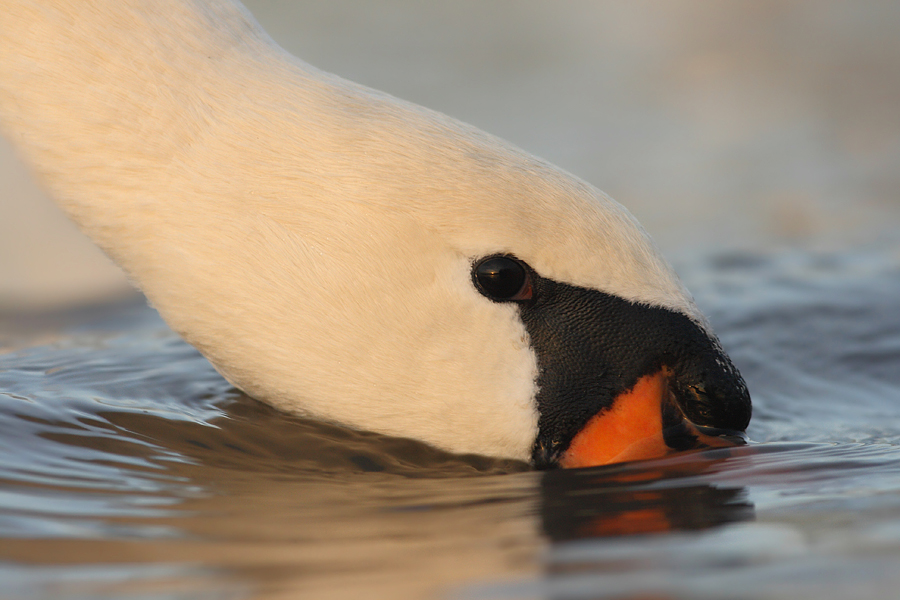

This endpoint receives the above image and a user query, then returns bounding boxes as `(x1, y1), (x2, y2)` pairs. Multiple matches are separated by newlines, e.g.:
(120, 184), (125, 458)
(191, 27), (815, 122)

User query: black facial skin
(472, 255), (752, 469)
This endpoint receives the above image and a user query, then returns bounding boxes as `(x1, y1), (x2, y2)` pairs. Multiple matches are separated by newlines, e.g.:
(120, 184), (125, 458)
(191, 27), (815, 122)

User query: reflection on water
(2, 249), (900, 599)
(540, 450), (754, 541)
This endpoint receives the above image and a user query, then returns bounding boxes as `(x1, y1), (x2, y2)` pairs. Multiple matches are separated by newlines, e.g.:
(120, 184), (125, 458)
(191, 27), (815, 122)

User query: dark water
(2, 248), (900, 599)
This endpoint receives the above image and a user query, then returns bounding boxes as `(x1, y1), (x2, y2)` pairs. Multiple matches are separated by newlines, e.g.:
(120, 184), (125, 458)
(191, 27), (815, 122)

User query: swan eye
(473, 255), (534, 302)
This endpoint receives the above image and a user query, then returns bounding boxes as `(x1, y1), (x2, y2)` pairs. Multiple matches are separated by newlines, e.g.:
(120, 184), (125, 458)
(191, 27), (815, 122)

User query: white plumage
(0, 0), (707, 460)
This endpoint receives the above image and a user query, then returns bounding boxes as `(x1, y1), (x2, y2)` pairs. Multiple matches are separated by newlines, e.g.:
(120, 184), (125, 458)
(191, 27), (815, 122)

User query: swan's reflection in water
(540, 452), (754, 542)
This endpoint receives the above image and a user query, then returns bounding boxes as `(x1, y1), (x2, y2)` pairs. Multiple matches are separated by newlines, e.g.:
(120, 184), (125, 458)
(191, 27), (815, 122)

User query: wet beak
(559, 368), (747, 469)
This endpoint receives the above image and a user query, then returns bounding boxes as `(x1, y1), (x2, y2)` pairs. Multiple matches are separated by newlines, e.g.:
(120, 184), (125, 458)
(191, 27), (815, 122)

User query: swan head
(145, 90), (751, 467)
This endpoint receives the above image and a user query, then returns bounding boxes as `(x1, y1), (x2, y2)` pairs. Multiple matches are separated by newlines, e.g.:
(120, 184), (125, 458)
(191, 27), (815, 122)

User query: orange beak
(559, 369), (745, 469)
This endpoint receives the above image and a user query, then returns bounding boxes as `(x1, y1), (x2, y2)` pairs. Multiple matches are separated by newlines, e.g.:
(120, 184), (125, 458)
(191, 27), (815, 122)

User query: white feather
(0, 0), (706, 460)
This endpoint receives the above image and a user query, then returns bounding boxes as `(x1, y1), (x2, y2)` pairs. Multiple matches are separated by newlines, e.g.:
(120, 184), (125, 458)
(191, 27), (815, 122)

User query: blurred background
(3, 0), (900, 311)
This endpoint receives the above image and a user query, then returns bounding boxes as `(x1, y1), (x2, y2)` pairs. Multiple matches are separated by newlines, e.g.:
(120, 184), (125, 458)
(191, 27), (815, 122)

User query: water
(4, 1), (900, 599)
(2, 249), (900, 599)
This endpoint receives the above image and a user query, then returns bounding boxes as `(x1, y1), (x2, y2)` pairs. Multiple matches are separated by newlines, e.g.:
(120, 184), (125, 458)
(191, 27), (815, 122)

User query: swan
(0, 0), (750, 467)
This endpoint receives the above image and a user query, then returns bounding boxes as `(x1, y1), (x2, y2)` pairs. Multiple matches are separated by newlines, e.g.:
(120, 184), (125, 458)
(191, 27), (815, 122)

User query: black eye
(472, 255), (533, 302)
